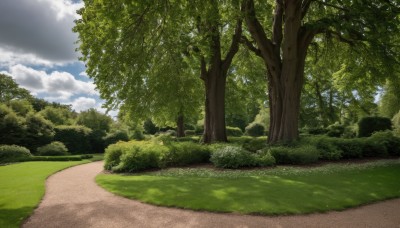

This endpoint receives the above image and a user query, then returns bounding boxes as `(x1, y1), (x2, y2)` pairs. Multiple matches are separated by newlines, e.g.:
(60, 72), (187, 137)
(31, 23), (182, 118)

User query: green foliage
(24, 156), (82, 161)
(311, 137), (343, 160)
(160, 142), (211, 167)
(0, 145), (31, 163)
(36, 141), (69, 156)
(210, 146), (256, 169)
(143, 119), (158, 135)
(103, 130), (129, 147)
(245, 123), (265, 137)
(226, 126), (243, 137)
(0, 104), (26, 145)
(105, 140), (211, 172)
(76, 108), (112, 132)
(254, 151), (276, 167)
(326, 123), (345, 137)
(269, 145), (320, 165)
(379, 80), (400, 118)
(22, 113), (54, 152)
(131, 129), (145, 141)
(54, 125), (92, 154)
(0, 73), (32, 102)
(38, 106), (73, 125)
(366, 131), (400, 156)
(8, 99), (33, 116)
(358, 116), (392, 137)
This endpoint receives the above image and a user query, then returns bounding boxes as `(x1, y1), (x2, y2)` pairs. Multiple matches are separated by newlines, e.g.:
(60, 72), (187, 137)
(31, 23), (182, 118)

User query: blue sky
(0, 0), (117, 117)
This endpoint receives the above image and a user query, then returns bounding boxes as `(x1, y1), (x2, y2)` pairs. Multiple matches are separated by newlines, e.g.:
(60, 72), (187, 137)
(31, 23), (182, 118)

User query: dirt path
(24, 161), (400, 228)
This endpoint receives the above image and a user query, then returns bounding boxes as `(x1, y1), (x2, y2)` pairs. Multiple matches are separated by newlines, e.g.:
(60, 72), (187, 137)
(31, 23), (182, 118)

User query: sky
(0, 0), (117, 117)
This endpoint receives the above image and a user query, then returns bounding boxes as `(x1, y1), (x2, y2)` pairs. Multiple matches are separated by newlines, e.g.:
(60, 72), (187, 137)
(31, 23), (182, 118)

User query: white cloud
(7, 64), (98, 101)
(79, 71), (88, 78)
(0, 0), (83, 66)
(70, 97), (97, 112)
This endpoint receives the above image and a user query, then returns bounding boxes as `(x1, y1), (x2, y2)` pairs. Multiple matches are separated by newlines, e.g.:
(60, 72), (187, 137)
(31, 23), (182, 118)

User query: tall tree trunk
(244, 0), (315, 144)
(198, 5), (242, 143)
(176, 114), (185, 138)
(203, 69), (227, 143)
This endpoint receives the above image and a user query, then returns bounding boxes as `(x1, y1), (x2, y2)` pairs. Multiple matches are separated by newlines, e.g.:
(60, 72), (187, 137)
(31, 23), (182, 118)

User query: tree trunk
(244, 0), (315, 144)
(203, 69), (227, 143)
(176, 114), (185, 138)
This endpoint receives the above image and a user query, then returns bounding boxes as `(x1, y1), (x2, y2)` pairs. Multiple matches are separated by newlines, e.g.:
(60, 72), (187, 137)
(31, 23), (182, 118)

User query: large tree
(74, 0), (243, 143)
(242, 0), (400, 143)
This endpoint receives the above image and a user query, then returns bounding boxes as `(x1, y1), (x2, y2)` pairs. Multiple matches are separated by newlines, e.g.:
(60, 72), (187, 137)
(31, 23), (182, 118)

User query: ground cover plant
(0, 161), (87, 228)
(97, 159), (400, 215)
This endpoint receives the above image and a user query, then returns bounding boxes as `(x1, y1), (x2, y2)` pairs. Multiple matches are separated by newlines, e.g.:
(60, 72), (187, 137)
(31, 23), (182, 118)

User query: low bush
(37, 141), (69, 156)
(242, 137), (267, 152)
(358, 116), (392, 137)
(365, 131), (400, 156)
(160, 142), (210, 167)
(80, 154), (94, 159)
(130, 129), (145, 141)
(269, 145), (319, 165)
(254, 151), (276, 167)
(307, 127), (328, 135)
(311, 137), (342, 160)
(326, 123), (345, 137)
(112, 144), (162, 172)
(210, 146), (256, 168)
(335, 139), (364, 159)
(245, 123), (265, 137)
(0, 145), (32, 163)
(226, 126), (243, 137)
(105, 140), (211, 172)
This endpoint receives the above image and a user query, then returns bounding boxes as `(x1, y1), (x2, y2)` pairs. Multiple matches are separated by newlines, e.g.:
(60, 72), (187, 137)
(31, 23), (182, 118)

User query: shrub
(143, 119), (158, 135)
(80, 154), (94, 159)
(269, 145), (319, 165)
(210, 146), (256, 168)
(131, 129), (145, 140)
(367, 131), (400, 156)
(245, 123), (265, 137)
(335, 138), (363, 159)
(254, 151), (276, 167)
(22, 113), (55, 152)
(54, 125), (92, 154)
(326, 123), (345, 137)
(362, 136), (388, 158)
(184, 130), (196, 136)
(37, 141), (69, 156)
(0, 145), (32, 163)
(104, 142), (127, 170)
(312, 137), (342, 160)
(160, 142), (210, 167)
(112, 145), (161, 172)
(358, 116), (392, 137)
(242, 137), (267, 152)
(307, 127), (328, 135)
(226, 126), (243, 137)
(103, 130), (129, 147)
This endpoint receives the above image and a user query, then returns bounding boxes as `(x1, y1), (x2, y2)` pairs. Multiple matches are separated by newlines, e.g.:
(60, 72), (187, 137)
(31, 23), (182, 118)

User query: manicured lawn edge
(96, 159), (400, 216)
(0, 160), (90, 228)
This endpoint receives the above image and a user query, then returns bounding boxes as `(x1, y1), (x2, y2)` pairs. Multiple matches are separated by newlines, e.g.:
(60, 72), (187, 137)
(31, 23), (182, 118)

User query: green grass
(0, 161), (87, 228)
(96, 159), (400, 215)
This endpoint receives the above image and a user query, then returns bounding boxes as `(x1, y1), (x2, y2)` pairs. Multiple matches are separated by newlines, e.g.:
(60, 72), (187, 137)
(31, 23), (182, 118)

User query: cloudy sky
(0, 0), (115, 116)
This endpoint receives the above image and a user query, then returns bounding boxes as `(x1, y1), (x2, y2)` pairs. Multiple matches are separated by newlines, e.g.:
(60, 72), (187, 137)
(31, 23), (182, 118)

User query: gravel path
(24, 161), (400, 228)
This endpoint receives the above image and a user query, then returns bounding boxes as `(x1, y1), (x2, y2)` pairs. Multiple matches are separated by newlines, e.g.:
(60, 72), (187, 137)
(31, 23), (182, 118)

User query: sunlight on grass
(0, 161), (86, 228)
(97, 160), (400, 215)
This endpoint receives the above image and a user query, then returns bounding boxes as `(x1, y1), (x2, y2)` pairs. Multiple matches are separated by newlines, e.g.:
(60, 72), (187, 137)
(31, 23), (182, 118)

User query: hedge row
(104, 140), (211, 172)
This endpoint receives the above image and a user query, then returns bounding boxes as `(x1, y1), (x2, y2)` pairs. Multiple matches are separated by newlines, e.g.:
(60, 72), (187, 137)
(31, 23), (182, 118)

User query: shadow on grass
(0, 205), (34, 228)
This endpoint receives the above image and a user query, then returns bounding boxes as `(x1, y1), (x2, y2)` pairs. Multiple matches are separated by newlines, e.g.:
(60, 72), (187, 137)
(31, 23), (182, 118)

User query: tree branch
(240, 35), (262, 57)
(272, 0), (283, 54)
(243, 0), (276, 63)
(222, 18), (243, 74)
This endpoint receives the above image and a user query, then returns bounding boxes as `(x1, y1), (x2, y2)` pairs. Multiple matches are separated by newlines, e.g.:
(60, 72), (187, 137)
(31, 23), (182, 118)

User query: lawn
(96, 159), (400, 215)
(0, 161), (87, 228)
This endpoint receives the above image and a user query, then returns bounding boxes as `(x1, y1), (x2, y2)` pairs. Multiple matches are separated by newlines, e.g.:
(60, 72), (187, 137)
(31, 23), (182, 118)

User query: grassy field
(97, 159), (400, 215)
(0, 161), (87, 228)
